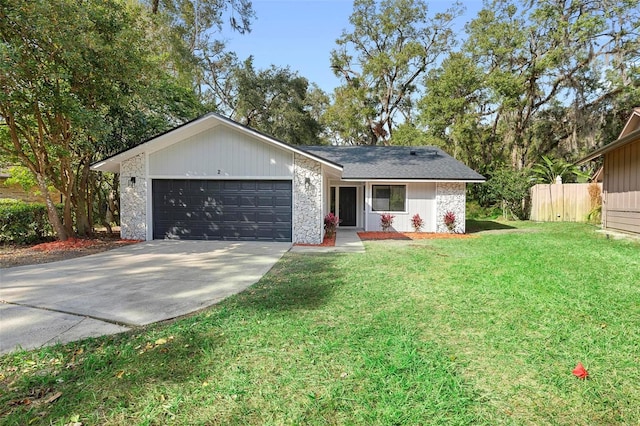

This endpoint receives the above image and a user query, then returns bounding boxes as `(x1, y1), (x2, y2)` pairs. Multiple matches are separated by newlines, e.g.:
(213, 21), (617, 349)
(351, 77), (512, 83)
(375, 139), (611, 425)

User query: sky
(220, 0), (485, 94)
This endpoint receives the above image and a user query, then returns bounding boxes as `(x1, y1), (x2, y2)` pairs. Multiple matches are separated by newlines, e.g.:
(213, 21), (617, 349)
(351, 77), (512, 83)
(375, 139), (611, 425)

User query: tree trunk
(36, 172), (68, 241)
(63, 193), (74, 238)
(74, 159), (92, 237)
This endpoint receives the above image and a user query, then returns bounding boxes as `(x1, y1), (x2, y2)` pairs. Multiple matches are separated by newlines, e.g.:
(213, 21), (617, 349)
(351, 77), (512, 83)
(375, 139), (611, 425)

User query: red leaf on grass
(572, 362), (588, 379)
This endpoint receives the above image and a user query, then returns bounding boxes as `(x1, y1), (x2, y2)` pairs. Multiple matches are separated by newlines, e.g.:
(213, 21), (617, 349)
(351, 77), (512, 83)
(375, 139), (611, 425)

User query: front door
(338, 187), (357, 226)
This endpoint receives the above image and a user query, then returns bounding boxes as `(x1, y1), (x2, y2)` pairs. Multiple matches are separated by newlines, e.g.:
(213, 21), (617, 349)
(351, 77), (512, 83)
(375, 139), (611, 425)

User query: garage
(152, 179), (292, 241)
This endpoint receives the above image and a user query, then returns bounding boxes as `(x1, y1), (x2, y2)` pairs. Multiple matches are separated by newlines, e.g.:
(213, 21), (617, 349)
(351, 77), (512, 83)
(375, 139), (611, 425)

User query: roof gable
(619, 107), (640, 138)
(579, 108), (640, 163)
(91, 113), (340, 173)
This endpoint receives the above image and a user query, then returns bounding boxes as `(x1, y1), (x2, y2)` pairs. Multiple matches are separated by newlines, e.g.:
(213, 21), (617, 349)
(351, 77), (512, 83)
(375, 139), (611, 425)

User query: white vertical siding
(148, 125), (293, 178)
(365, 182), (436, 232)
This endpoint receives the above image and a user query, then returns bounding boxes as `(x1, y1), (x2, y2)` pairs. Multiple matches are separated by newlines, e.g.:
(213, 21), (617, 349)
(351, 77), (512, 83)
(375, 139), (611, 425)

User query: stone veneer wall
(293, 154), (323, 244)
(120, 153), (147, 240)
(435, 182), (466, 233)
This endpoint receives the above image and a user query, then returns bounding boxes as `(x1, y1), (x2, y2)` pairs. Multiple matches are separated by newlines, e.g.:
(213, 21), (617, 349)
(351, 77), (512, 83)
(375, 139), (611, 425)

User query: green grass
(1, 222), (639, 425)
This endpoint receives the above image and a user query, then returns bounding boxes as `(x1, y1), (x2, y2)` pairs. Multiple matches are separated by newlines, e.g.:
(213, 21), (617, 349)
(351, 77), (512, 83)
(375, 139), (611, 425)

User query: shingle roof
(300, 146), (485, 181)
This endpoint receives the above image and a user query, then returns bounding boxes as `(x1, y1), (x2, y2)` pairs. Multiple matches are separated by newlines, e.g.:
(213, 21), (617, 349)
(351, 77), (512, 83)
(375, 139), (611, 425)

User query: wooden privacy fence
(530, 183), (602, 222)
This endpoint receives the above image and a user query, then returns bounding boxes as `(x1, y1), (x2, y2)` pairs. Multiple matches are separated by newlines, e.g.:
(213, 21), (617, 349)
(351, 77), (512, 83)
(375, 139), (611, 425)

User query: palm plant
(531, 155), (589, 184)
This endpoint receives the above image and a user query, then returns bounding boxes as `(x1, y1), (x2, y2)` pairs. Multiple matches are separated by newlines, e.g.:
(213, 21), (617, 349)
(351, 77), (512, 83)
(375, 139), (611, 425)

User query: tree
(418, 0), (640, 170)
(388, 123), (433, 146)
(0, 0), (201, 239)
(149, 0), (253, 33)
(231, 58), (324, 145)
(146, 0), (254, 104)
(418, 52), (496, 170)
(0, 1), (131, 238)
(465, 0), (640, 168)
(328, 0), (461, 145)
(482, 168), (532, 220)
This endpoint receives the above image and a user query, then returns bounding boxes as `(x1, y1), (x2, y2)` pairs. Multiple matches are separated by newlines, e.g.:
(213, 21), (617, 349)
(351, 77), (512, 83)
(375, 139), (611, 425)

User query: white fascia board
(90, 158), (121, 173)
(340, 178), (485, 183)
(147, 175), (293, 180)
(618, 108), (640, 138)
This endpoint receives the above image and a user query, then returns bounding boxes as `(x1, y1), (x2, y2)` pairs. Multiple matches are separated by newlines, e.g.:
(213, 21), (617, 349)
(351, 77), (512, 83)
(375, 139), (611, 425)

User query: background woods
(1, 0), (638, 239)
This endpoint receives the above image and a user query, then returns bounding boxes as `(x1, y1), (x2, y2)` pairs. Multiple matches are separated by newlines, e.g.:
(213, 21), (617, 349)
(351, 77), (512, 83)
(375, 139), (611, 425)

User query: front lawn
(1, 222), (639, 425)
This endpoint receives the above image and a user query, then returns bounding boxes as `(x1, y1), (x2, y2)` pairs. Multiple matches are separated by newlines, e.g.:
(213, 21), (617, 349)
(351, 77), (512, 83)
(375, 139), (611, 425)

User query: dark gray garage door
(152, 179), (292, 241)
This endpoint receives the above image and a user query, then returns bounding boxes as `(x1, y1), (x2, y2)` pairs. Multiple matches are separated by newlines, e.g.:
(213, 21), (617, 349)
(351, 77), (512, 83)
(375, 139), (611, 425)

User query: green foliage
(149, 0), (254, 94)
(3, 166), (39, 194)
(587, 205), (602, 224)
(0, 0), (165, 238)
(389, 123), (434, 146)
(482, 168), (533, 219)
(0, 200), (57, 244)
(329, 0), (461, 144)
(418, 52), (493, 169)
(232, 58), (323, 145)
(531, 155), (589, 184)
(417, 0), (640, 170)
(0, 0), (209, 239)
(465, 200), (502, 220)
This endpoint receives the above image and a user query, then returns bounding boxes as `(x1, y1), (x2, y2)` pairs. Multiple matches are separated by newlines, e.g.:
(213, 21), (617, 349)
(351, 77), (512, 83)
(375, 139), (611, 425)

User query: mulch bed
(0, 235), (141, 268)
(357, 231), (476, 241)
(293, 233), (336, 247)
(30, 237), (140, 251)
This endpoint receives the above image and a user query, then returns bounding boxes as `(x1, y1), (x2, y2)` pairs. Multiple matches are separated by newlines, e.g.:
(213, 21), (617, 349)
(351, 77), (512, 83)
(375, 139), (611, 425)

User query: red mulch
(294, 233), (336, 247)
(1, 235), (142, 268)
(357, 231), (476, 241)
(30, 237), (141, 252)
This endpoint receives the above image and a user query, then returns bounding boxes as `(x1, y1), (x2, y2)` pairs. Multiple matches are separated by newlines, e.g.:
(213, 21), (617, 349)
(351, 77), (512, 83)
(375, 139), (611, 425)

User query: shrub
(481, 168), (532, 220)
(0, 200), (56, 244)
(587, 182), (602, 224)
(443, 211), (456, 232)
(411, 213), (424, 232)
(466, 200), (502, 220)
(380, 213), (395, 232)
(324, 212), (340, 237)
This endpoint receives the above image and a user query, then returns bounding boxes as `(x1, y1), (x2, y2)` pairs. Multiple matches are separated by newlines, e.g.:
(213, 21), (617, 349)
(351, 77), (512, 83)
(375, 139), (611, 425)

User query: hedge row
(0, 200), (58, 244)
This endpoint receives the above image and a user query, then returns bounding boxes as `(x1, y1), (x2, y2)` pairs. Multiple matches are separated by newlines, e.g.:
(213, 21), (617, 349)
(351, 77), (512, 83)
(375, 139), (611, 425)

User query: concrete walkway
(0, 241), (290, 354)
(289, 229), (366, 254)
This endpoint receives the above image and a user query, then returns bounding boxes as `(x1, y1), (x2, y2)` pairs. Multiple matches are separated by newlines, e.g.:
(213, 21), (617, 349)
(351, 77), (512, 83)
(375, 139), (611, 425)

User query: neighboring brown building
(0, 169), (63, 204)
(579, 108), (640, 235)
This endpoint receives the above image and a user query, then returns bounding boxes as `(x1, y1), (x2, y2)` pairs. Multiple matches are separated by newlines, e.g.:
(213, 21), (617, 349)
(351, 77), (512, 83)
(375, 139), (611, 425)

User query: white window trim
(371, 184), (408, 214)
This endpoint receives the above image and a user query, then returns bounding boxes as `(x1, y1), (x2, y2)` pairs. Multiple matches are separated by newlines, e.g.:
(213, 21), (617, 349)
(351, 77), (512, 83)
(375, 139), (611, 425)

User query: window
(372, 185), (406, 212)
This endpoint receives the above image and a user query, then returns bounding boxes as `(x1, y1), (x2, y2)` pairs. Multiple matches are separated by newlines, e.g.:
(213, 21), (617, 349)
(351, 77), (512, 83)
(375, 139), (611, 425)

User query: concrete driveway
(0, 240), (290, 354)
